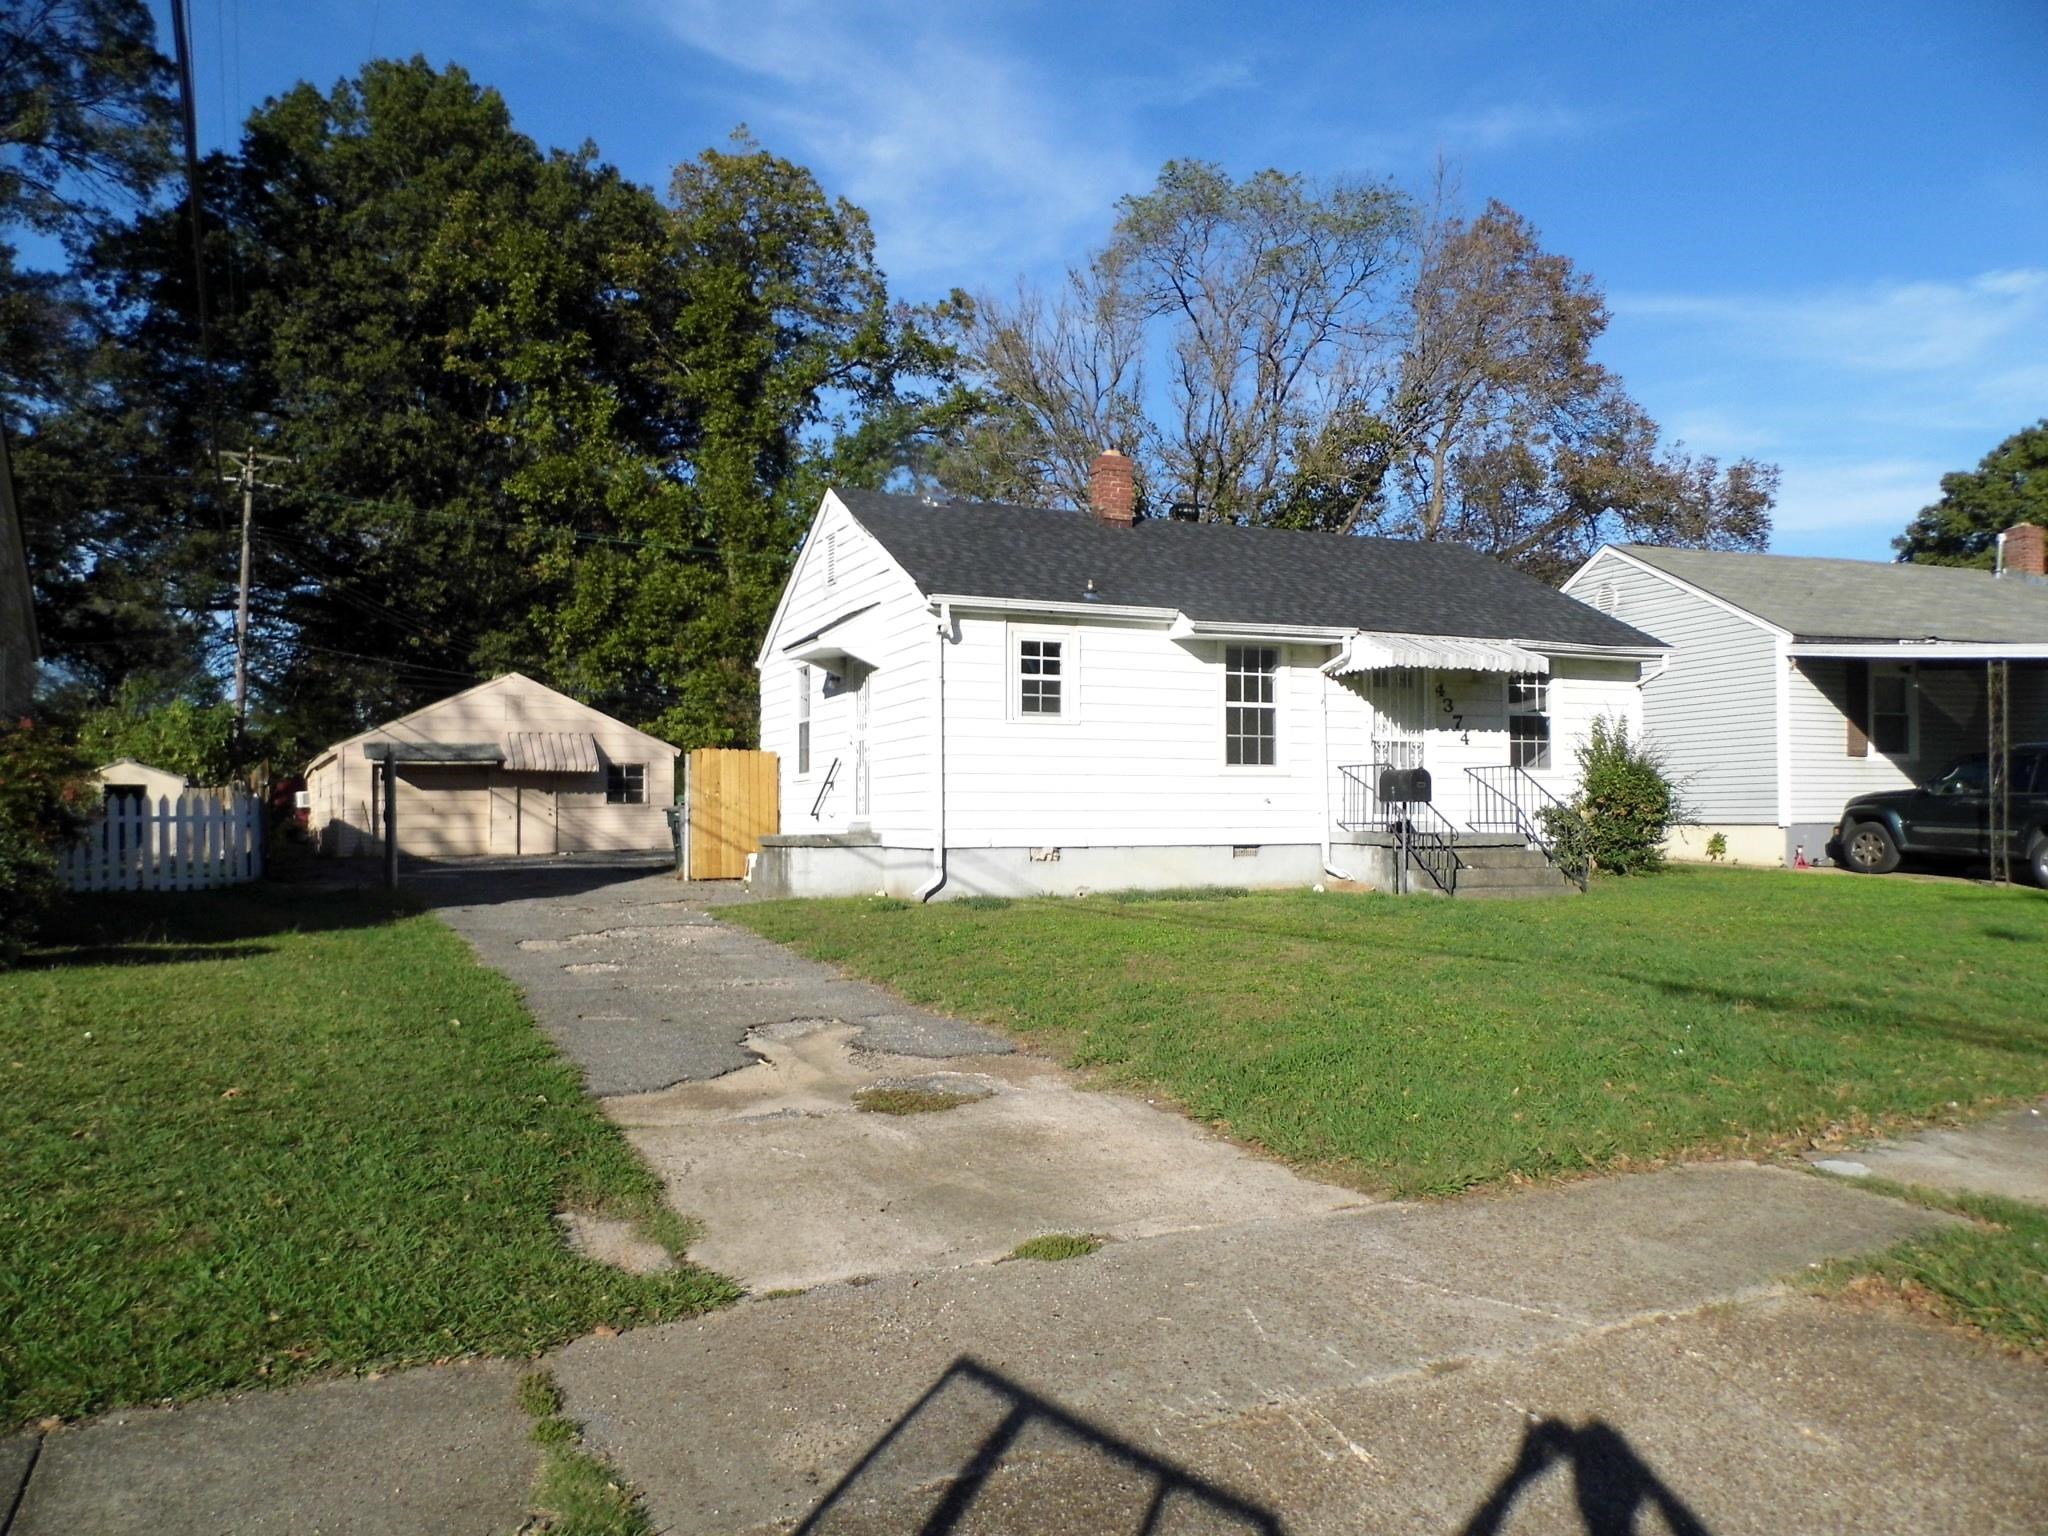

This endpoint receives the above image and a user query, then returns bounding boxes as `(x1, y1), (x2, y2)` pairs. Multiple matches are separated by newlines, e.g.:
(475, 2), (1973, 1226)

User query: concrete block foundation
(750, 838), (1331, 900)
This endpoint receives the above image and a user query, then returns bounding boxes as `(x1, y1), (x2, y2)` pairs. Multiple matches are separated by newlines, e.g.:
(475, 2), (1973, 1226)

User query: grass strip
(0, 888), (739, 1429)
(1809, 1178), (2048, 1354)
(1006, 1233), (1103, 1262)
(519, 1371), (653, 1536)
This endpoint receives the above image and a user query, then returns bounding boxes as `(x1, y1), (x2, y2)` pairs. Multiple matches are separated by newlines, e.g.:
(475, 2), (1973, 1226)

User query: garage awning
(1325, 631), (1550, 677)
(503, 731), (600, 773)
(363, 740), (503, 764)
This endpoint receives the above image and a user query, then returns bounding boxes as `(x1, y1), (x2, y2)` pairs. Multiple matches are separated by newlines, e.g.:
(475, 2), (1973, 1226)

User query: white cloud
(1765, 457), (1950, 539)
(640, 0), (1159, 287)
(1433, 101), (1590, 153)
(1616, 269), (2048, 374)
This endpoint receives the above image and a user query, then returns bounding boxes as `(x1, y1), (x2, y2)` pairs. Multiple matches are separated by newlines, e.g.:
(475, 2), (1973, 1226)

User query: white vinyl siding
(757, 494), (935, 841)
(941, 622), (1327, 847)
(1567, 550), (1779, 824)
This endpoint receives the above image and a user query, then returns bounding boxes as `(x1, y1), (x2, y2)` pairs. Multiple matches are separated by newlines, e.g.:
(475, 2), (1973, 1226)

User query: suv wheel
(1841, 820), (1901, 874)
(2028, 834), (2048, 890)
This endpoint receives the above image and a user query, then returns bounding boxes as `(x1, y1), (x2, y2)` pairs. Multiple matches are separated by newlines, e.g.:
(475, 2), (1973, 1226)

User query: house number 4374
(1434, 680), (1470, 744)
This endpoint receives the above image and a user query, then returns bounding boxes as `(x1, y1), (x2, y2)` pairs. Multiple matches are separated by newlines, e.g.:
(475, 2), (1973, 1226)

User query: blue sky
(157, 0), (2046, 559)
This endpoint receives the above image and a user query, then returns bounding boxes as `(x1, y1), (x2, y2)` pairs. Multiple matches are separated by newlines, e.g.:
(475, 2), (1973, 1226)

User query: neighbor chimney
(2000, 522), (2044, 579)
(1089, 450), (1135, 527)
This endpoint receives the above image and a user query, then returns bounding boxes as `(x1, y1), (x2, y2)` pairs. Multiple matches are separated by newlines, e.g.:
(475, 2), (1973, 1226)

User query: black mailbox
(1379, 766), (1432, 804)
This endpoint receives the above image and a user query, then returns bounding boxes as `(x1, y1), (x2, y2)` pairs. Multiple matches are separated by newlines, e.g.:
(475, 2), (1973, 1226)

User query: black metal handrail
(1466, 764), (1588, 890)
(809, 756), (841, 820)
(1391, 800), (1463, 895)
(1337, 763), (1462, 894)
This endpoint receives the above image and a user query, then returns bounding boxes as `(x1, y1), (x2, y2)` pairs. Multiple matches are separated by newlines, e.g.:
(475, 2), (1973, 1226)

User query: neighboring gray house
(0, 425), (37, 717)
(1564, 531), (2048, 866)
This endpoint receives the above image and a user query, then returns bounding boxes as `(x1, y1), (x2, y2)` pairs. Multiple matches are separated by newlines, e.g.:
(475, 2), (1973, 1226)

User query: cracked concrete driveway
(414, 855), (1355, 1289)
(413, 855), (1009, 1096)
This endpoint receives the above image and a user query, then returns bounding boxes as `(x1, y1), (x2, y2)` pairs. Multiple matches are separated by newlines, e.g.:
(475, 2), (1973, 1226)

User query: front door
(1369, 667), (1427, 775)
(851, 670), (871, 822)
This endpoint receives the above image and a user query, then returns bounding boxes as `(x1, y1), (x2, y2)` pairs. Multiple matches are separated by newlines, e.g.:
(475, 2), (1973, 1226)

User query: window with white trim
(1016, 634), (1066, 717)
(1225, 646), (1279, 765)
(1508, 672), (1550, 770)
(796, 665), (812, 774)
(605, 763), (646, 804)
(1869, 664), (1912, 755)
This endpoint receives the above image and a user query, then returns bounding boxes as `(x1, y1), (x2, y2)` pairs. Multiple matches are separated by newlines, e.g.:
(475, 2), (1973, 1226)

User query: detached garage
(306, 673), (680, 859)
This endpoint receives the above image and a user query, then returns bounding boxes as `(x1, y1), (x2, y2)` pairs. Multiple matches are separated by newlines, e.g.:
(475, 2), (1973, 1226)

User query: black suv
(1832, 744), (2048, 886)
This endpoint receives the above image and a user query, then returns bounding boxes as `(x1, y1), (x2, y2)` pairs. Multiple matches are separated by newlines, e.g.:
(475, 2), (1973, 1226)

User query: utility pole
(220, 451), (290, 730)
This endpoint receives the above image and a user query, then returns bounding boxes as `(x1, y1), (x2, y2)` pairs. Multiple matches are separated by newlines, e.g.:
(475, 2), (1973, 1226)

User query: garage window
(606, 764), (646, 804)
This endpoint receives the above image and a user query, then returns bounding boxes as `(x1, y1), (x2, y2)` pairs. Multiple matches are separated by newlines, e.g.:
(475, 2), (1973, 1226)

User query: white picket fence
(57, 793), (265, 893)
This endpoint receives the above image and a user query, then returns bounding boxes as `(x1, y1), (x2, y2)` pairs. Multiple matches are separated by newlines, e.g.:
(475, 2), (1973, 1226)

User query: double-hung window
(1508, 673), (1550, 771)
(1017, 635), (1065, 717)
(796, 664), (812, 774)
(1869, 664), (1912, 755)
(606, 763), (646, 804)
(1225, 646), (1279, 766)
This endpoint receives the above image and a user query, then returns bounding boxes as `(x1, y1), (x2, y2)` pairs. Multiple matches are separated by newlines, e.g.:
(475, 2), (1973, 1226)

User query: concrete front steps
(1450, 839), (1579, 899)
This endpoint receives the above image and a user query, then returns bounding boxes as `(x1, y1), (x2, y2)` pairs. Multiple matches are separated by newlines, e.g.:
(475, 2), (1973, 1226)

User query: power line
(16, 468), (732, 558)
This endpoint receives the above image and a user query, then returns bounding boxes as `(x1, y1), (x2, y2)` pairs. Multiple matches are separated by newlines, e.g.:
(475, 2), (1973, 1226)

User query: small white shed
(305, 673), (679, 859)
(93, 759), (192, 806)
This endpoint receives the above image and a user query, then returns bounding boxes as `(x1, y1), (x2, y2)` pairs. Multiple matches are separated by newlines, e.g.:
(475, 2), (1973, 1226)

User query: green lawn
(1813, 1182), (2048, 1355)
(0, 889), (737, 1429)
(733, 867), (2048, 1196)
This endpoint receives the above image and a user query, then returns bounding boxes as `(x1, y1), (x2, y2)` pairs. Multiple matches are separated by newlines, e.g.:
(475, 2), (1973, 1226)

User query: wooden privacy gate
(687, 748), (779, 879)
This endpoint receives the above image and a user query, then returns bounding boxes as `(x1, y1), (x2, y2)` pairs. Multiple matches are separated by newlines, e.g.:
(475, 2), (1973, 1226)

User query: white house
(751, 454), (1667, 900)
(305, 673), (679, 859)
(1563, 530), (2048, 867)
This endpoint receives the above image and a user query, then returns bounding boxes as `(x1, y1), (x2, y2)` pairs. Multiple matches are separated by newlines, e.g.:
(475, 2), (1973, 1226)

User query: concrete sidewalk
(549, 1162), (2048, 1535)
(1807, 1099), (2048, 1204)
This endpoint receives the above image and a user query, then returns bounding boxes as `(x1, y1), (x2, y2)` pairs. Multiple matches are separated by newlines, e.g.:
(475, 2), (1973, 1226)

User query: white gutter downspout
(914, 601), (951, 902)
(1318, 659), (1353, 884)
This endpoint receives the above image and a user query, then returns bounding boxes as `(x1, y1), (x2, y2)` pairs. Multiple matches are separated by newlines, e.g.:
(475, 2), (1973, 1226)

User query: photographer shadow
(794, 1356), (1712, 1535)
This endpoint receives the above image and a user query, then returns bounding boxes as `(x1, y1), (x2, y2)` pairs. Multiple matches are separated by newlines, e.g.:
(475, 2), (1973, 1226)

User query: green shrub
(74, 681), (249, 785)
(0, 720), (95, 965)
(1540, 717), (1682, 877)
(1704, 831), (1728, 862)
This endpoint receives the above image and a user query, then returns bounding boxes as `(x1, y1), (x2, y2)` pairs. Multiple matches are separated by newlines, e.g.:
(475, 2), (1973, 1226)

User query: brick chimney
(1089, 450), (1135, 527)
(2001, 522), (2044, 578)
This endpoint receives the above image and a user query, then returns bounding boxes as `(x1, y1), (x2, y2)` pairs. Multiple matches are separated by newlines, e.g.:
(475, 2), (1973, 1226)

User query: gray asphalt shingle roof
(835, 491), (1661, 650)
(1617, 545), (2048, 643)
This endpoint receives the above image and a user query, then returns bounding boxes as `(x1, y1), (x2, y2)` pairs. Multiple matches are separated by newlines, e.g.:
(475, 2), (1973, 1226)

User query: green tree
(0, 718), (93, 964)
(3, 2), (202, 697)
(541, 133), (972, 747)
(73, 679), (244, 782)
(1893, 421), (2048, 567)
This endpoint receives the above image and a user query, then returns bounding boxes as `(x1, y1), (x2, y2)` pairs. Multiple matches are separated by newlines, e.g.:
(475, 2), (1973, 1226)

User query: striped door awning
(502, 732), (601, 773)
